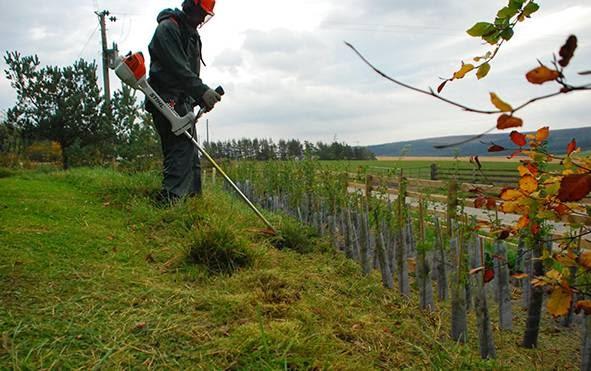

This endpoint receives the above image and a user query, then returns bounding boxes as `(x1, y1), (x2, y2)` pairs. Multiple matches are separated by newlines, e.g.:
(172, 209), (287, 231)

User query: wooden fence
(368, 164), (520, 185)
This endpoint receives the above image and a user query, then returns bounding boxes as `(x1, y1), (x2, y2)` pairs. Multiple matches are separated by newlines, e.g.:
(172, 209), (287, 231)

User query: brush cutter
(112, 52), (276, 234)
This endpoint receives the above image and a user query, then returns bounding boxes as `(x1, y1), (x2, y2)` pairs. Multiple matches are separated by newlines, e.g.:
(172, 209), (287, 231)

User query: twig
(344, 41), (591, 149)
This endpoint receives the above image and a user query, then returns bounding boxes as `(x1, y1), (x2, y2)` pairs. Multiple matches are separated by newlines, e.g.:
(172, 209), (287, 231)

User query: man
(146, 0), (221, 202)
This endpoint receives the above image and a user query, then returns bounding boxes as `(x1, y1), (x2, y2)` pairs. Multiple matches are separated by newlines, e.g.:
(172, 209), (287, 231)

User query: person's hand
(202, 88), (222, 111)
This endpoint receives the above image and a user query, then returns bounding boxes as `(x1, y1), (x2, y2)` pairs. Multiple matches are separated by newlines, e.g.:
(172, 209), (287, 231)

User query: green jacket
(147, 8), (209, 114)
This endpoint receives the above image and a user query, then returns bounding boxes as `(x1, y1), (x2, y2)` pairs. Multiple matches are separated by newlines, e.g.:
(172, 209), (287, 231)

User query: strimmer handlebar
(113, 52), (196, 136)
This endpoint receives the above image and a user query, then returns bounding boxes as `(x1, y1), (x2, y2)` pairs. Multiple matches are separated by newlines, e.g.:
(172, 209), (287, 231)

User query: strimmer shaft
(184, 130), (277, 233)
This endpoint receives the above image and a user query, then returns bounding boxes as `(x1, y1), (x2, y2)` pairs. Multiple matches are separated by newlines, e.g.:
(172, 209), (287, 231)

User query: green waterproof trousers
(151, 102), (201, 199)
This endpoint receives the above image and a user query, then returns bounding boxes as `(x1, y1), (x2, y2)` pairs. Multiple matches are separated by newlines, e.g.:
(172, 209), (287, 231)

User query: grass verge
(0, 168), (581, 369)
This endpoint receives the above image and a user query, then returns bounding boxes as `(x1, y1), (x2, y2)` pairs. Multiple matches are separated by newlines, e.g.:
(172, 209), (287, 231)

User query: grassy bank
(0, 168), (581, 369)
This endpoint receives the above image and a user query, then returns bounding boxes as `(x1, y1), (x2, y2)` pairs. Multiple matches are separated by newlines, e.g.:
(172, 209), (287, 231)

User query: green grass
(0, 168), (581, 369)
(318, 159), (564, 179)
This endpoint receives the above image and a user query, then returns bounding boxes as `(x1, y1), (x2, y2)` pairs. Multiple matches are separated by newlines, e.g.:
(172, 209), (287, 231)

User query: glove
(201, 88), (222, 111)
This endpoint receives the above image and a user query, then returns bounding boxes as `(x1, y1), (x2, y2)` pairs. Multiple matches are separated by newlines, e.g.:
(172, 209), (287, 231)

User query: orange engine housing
(124, 52), (146, 80)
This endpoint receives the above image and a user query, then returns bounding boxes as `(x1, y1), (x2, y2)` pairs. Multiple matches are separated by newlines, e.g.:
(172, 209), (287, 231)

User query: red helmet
(196, 0), (215, 15)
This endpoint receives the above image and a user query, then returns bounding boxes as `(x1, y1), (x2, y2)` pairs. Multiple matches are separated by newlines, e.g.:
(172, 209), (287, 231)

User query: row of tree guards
(212, 163), (591, 367)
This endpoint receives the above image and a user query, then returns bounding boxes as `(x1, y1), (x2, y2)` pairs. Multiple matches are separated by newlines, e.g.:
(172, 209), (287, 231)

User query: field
(0, 168), (583, 369)
(321, 157), (516, 175)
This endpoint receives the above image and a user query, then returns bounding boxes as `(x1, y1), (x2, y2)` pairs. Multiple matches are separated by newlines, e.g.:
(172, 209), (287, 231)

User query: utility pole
(95, 10), (118, 104)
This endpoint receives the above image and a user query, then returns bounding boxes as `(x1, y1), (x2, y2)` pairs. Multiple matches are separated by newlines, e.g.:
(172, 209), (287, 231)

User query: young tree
(110, 85), (160, 167)
(4, 52), (111, 169)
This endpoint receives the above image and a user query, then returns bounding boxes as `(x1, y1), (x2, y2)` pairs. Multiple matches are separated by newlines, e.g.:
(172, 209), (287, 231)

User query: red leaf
(488, 144), (506, 152)
(474, 156), (482, 170)
(484, 267), (495, 283)
(474, 196), (487, 209)
(530, 223), (540, 235)
(507, 149), (522, 159)
(525, 162), (539, 177)
(567, 138), (577, 155)
(497, 114), (523, 130)
(559, 35), (578, 68)
(486, 197), (497, 210)
(437, 80), (449, 93)
(558, 174), (591, 202)
(554, 203), (570, 216)
(498, 229), (511, 240)
(510, 131), (527, 147)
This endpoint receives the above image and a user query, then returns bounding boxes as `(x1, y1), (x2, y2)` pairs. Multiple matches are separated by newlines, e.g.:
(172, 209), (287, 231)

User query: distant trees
(204, 138), (376, 161)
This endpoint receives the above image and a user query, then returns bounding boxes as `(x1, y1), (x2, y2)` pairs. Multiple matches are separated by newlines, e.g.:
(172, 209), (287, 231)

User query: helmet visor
(199, 14), (214, 28)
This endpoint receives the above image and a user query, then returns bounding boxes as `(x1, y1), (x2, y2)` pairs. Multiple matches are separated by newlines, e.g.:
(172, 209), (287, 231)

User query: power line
(77, 25), (99, 59)
(325, 21), (460, 32)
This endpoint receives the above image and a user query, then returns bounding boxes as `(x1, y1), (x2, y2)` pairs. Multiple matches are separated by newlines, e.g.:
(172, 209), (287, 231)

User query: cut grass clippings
(0, 168), (582, 369)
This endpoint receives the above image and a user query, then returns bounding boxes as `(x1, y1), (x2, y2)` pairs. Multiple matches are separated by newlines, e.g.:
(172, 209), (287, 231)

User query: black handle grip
(215, 86), (225, 96)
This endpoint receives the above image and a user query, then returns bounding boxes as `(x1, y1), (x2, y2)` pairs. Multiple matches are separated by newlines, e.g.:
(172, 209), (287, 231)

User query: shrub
(187, 216), (254, 274)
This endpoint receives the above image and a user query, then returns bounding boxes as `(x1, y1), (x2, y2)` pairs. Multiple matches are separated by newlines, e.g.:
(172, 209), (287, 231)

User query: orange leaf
(516, 215), (530, 230)
(576, 300), (591, 315)
(519, 175), (538, 194)
(547, 287), (573, 318)
(453, 63), (475, 79)
(517, 165), (532, 177)
(511, 273), (529, 279)
(558, 174), (591, 202)
(567, 138), (577, 155)
(497, 114), (523, 130)
(530, 223), (540, 235)
(501, 201), (518, 213)
(526, 66), (560, 84)
(500, 188), (522, 201)
(578, 249), (591, 270)
(554, 252), (577, 267)
(490, 93), (513, 112)
(510, 131), (527, 147)
(536, 126), (550, 142)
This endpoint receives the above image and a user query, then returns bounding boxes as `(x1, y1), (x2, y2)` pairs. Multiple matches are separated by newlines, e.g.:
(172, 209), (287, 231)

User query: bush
(0, 167), (15, 178)
(25, 141), (61, 162)
(187, 215), (254, 274)
(270, 217), (319, 254)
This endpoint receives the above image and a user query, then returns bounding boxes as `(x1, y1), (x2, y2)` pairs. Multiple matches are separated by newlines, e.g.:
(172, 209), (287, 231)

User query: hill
(368, 126), (591, 157)
(0, 168), (579, 369)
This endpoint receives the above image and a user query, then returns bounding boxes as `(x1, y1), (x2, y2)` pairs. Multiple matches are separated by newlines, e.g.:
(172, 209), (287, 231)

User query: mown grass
(0, 168), (582, 369)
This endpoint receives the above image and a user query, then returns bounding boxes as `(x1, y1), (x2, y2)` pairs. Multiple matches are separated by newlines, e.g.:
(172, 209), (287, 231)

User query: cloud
(1, 0), (590, 147)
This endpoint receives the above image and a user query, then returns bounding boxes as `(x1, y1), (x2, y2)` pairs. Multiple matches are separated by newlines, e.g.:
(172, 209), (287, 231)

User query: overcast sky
(0, 0), (589, 146)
